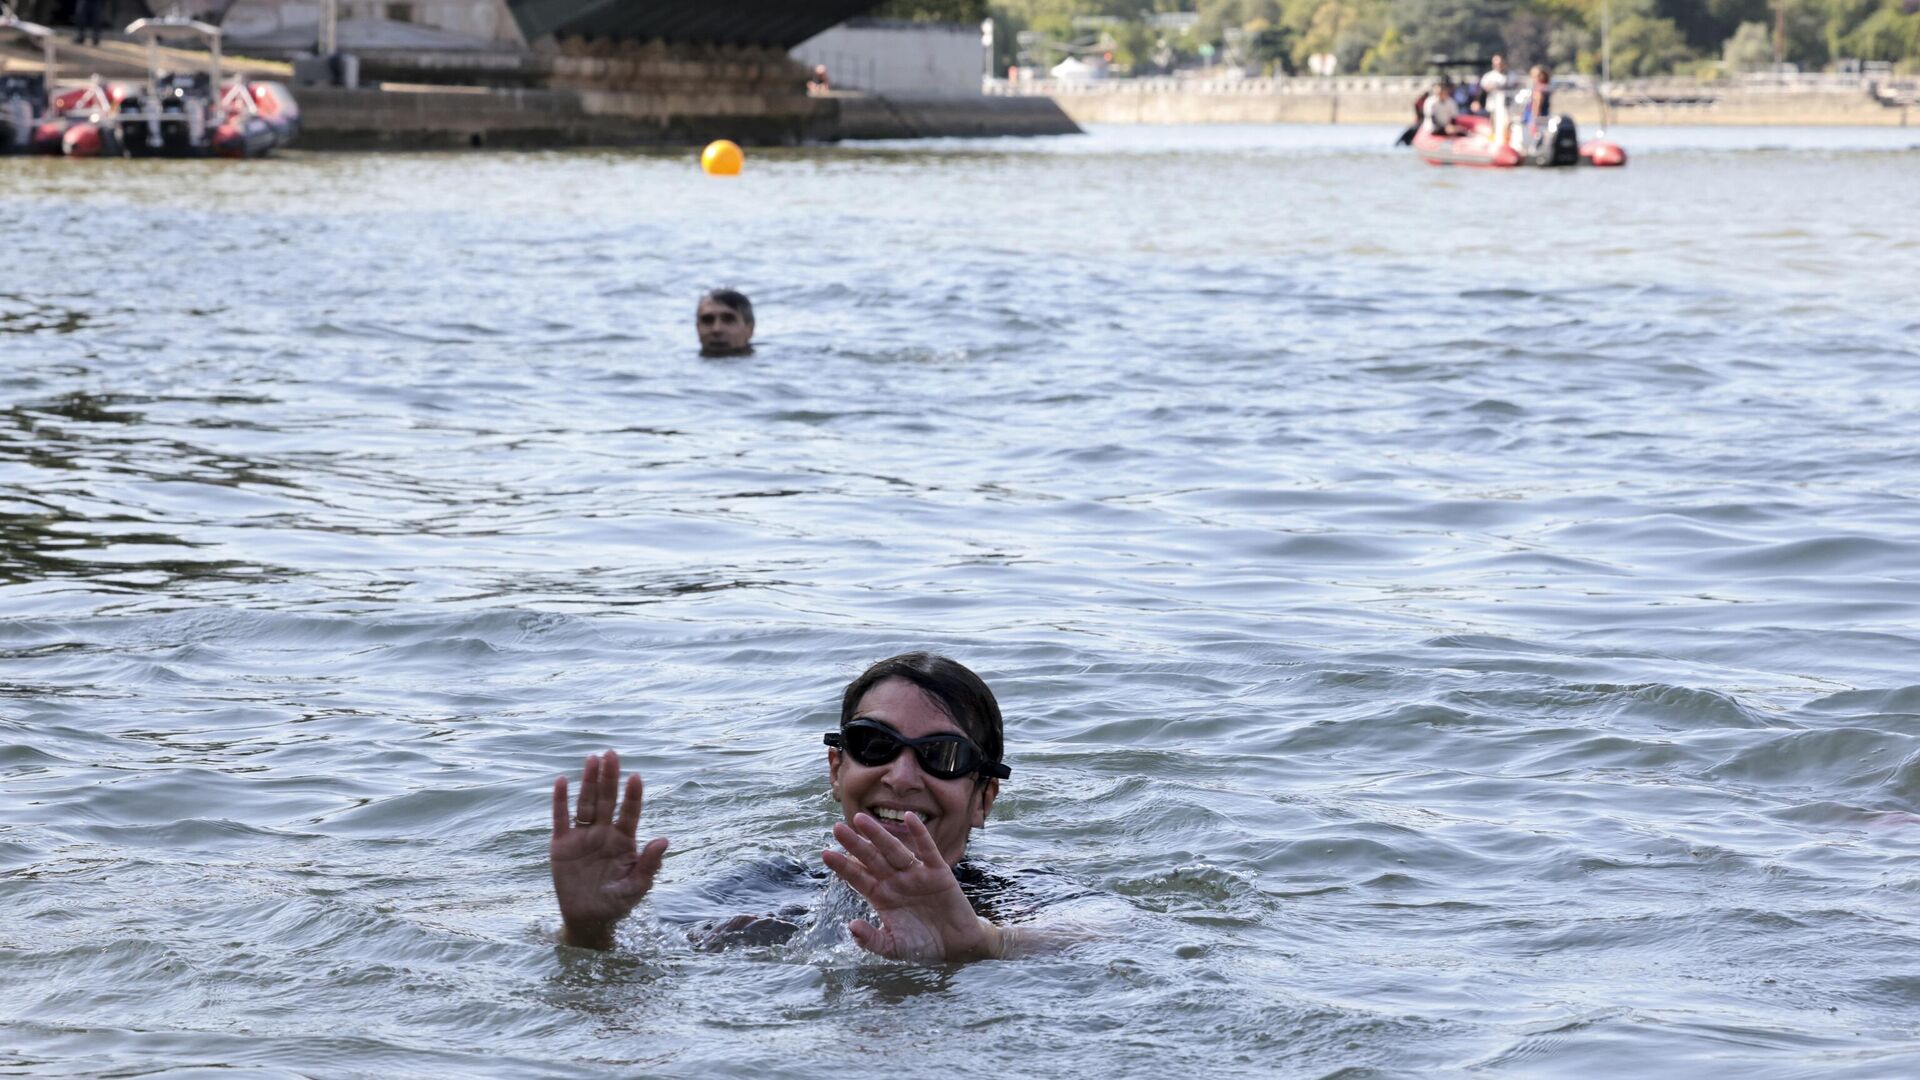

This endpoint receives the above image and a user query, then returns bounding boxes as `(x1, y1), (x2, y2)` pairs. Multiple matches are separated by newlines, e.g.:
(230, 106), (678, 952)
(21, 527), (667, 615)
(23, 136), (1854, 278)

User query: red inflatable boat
(115, 16), (299, 159)
(1413, 112), (1626, 169)
(3, 11), (297, 158)
(0, 11), (67, 154)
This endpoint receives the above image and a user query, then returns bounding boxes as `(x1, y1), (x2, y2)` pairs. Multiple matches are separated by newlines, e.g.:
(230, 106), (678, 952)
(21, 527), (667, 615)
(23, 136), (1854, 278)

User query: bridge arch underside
(508, 0), (888, 49)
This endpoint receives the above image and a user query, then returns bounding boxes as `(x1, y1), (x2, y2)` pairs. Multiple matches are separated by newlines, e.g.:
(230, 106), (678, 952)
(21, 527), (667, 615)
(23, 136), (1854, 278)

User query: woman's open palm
(823, 811), (995, 962)
(549, 750), (668, 947)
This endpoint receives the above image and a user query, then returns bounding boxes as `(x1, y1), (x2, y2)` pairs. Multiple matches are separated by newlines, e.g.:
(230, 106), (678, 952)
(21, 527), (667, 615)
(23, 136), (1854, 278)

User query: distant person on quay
(548, 652), (1078, 961)
(696, 289), (754, 357)
(807, 64), (831, 95)
(72, 0), (105, 45)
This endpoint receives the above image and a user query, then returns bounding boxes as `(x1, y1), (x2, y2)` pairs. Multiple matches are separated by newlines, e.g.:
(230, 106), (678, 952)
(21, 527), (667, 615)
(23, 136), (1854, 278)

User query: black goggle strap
(822, 727), (1010, 780)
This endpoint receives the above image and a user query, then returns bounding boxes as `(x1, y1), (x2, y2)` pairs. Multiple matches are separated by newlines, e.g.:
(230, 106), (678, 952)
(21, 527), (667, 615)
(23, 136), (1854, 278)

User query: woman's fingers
(902, 811), (943, 866)
(636, 836), (669, 876)
(832, 819), (887, 871)
(822, 847), (878, 895)
(561, 753), (650, 840)
(616, 773), (643, 837)
(597, 749), (621, 824)
(575, 753), (599, 824)
(853, 813), (921, 872)
(847, 917), (887, 956)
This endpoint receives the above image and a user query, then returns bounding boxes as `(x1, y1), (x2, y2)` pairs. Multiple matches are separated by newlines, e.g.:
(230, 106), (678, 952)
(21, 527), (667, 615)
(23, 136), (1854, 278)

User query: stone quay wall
(545, 36), (820, 144)
(295, 87), (1079, 149)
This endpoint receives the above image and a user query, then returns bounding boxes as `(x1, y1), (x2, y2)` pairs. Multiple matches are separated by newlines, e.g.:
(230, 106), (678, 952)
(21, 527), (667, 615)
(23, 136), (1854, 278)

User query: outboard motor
(122, 72), (214, 155)
(0, 73), (47, 152)
(1529, 114), (1582, 167)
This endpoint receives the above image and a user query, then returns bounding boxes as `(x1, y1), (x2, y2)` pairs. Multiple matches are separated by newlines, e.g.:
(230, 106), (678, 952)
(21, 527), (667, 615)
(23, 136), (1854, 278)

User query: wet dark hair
(702, 288), (754, 327)
(840, 652), (1004, 780)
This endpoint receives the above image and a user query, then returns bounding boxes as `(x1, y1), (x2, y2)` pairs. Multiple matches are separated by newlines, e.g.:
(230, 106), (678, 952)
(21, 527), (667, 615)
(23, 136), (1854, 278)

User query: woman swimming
(548, 652), (1048, 961)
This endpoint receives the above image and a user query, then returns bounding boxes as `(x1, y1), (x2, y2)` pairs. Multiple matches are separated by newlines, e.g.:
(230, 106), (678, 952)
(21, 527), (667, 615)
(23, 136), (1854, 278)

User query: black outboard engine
(121, 72), (214, 156)
(0, 73), (47, 153)
(1528, 114), (1582, 167)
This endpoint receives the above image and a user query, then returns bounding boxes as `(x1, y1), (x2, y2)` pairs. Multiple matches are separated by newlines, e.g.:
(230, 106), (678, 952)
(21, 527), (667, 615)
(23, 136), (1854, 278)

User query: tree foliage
(983, 0), (1920, 73)
(873, 0), (993, 20)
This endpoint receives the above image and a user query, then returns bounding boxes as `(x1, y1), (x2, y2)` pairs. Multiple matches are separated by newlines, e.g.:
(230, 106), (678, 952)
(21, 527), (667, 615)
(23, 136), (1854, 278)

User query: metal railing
(987, 72), (1911, 99)
(987, 75), (1430, 97)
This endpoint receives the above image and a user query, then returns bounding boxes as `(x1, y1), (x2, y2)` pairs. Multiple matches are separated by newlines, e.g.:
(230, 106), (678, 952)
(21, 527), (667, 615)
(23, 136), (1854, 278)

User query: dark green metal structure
(506, 0), (887, 48)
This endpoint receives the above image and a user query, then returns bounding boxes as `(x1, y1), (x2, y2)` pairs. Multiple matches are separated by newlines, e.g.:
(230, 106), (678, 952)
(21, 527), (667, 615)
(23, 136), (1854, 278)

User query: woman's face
(828, 677), (998, 867)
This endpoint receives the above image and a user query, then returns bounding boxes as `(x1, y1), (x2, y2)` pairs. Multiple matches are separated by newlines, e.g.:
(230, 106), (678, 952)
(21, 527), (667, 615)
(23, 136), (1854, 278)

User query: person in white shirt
(1481, 54), (1512, 148)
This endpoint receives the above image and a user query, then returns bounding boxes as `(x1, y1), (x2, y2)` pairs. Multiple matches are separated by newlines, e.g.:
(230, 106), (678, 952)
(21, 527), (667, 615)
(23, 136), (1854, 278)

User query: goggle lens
(827, 719), (1008, 781)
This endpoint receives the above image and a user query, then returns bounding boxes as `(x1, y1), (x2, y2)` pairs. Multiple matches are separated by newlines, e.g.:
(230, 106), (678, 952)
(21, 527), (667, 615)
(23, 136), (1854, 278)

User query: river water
(3, 124), (1919, 1078)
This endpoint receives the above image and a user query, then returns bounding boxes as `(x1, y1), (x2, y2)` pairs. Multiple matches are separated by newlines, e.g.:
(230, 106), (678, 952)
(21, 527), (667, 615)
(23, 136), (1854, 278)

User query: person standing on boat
(1481, 54), (1512, 148)
(1519, 65), (1553, 146)
(72, 0), (105, 46)
(695, 289), (755, 357)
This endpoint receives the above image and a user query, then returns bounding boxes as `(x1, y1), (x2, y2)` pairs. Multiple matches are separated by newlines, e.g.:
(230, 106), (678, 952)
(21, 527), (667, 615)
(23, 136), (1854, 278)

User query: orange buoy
(701, 139), (744, 176)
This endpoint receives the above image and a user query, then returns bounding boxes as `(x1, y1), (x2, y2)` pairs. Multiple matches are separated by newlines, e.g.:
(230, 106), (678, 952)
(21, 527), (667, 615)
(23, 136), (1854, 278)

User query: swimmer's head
(697, 289), (755, 357)
(829, 653), (1005, 866)
(839, 653), (1004, 772)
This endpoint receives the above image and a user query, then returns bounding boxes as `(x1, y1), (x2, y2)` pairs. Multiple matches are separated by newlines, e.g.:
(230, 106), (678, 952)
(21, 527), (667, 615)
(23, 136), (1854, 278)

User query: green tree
(1384, 0), (1514, 66)
(874, 0), (992, 20)
(1721, 19), (1775, 68)
(984, 0), (1920, 74)
(1836, 0), (1920, 61)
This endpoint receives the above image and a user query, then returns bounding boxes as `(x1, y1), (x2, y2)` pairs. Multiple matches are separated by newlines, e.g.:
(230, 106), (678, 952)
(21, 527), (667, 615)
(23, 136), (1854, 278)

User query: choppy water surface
(4, 124), (1919, 1078)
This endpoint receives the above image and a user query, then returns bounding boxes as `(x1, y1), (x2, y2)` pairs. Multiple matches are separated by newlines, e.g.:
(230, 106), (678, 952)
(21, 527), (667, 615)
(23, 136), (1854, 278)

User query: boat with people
(115, 14), (298, 159)
(1402, 56), (1626, 169)
(1411, 110), (1626, 168)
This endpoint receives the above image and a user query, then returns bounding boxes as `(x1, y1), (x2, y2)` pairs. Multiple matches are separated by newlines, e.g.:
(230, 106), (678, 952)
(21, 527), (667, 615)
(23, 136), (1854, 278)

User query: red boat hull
(1413, 112), (1624, 169)
(1413, 128), (1523, 167)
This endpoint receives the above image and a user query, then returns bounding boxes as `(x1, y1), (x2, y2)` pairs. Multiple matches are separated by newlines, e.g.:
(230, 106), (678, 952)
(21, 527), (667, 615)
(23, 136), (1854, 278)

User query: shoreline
(1014, 86), (1912, 129)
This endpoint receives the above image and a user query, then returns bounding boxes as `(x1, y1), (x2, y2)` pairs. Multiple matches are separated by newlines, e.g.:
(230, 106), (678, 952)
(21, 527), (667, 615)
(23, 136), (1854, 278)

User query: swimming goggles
(824, 718), (1010, 781)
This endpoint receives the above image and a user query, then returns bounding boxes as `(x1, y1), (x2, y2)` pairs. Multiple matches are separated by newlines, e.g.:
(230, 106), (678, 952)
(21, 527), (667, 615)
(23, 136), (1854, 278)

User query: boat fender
(213, 120), (249, 158)
(1581, 140), (1627, 167)
(31, 120), (64, 154)
(62, 122), (103, 158)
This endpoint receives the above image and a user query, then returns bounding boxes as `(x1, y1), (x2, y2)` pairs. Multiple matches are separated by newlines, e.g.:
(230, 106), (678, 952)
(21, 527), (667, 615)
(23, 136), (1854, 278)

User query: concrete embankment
(294, 87), (1078, 149)
(1040, 87), (1414, 126)
(297, 86), (798, 149)
(1604, 89), (1911, 126)
(1021, 82), (1912, 128)
(827, 94), (1080, 139)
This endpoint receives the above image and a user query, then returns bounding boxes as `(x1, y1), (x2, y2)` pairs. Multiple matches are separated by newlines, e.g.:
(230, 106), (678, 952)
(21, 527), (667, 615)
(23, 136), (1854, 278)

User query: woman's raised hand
(823, 812), (1000, 963)
(549, 750), (668, 950)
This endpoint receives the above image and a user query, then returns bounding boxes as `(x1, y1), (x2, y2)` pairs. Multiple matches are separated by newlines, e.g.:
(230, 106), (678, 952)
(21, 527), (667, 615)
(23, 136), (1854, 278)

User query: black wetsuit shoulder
(665, 855), (1068, 950)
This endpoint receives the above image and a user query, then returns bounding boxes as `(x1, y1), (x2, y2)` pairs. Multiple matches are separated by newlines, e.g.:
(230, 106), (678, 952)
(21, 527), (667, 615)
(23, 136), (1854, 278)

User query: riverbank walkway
(990, 72), (1919, 127)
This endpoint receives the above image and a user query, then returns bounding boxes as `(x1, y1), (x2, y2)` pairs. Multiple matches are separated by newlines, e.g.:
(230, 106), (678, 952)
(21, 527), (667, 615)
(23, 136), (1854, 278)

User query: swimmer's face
(696, 298), (753, 356)
(828, 677), (998, 868)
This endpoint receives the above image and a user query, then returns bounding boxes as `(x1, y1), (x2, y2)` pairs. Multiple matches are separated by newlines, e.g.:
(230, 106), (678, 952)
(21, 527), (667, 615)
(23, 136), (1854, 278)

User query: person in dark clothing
(72, 0), (104, 46)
